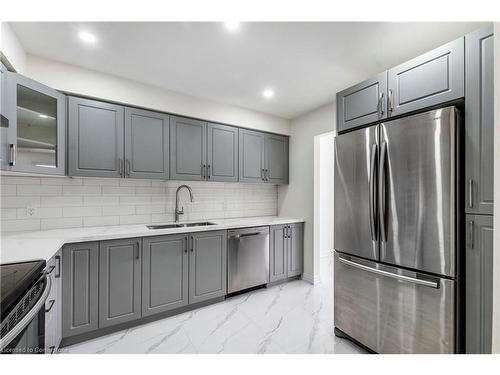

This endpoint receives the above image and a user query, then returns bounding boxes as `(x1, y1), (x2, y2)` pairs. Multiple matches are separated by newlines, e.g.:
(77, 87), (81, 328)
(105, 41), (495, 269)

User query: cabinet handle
(135, 243), (140, 260)
(265, 169), (269, 182)
(261, 169), (265, 181)
(191, 236), (194, 252)
(9, 144), (16, 166)
(45, 299), (55, 313)
(207, 164), (211, 179)
(468, 179), (474, 208)
(119, 158), (124, 177)
(55, 255), (61, 278)
(469, 220), (474, 249)
(184, 237), (188, 253)
(388, 89), (394, 113)
(126, 159), (131, 177)
(201, 164), (206, 179)
(378, 92), (385, 116)
(46, 265), (55, 275)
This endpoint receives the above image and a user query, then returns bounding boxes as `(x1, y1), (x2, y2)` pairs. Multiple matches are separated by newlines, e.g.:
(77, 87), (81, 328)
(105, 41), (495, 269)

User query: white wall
(0, 23), (27, 73)
(318, 134), (334, 258)
(278, 102), (335, 283)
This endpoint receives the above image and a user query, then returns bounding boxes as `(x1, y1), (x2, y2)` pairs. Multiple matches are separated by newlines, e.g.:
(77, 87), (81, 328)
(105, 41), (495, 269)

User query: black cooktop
(0, 260), (46, 319)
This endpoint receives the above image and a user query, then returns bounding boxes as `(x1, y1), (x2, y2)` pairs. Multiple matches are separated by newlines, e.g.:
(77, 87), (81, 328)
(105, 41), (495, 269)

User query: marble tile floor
(63, 255), (367, 354)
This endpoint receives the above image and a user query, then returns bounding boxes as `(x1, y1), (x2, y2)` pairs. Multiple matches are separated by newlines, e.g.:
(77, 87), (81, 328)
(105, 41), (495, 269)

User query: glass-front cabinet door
(4, 72), (66, 175)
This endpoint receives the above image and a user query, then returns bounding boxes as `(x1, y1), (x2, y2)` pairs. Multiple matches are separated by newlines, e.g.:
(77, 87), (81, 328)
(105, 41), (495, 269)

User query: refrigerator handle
(379, 141), (387, 243)
(369, 143), (378, 242)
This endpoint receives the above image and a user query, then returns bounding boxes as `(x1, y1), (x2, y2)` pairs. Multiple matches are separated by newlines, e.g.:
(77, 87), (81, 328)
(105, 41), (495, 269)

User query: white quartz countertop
(0, 216), (304, 264)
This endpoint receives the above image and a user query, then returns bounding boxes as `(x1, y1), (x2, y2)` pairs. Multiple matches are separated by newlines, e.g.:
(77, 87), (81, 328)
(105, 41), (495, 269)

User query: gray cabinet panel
(265, 134), (288, 184)
(287, 223), (303, 277)
(99, 238), (142, 328)
(142, 234), (189, 316)
(336, 72), (387, 132)
(207, 123), (238, 182)
(388, 37), (464, 117)
(239, 128), (265, 183)
(189, 230), (227, 304)
(45, 249), (62, 352)
(62, 242), (98, 338)
(170, 116), (207, 181)
(270, 225), (287, 282)
(465, 25), (494, 215)
(465, 215), (493, 354)
(1, 64), (10, 170)
(68, 97), (124, 177)
(125, 107), (169, 179)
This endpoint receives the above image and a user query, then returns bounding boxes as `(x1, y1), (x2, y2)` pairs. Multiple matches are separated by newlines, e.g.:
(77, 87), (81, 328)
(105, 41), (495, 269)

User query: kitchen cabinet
(465, 214), (493, 354)
(207, 122), (238, 182)
(44, 249), (62, 353)
(62, 242), (99, 338)
(125, 107), (170, 179)
(387, 37), (464, 117)
(265, 134), (288, 184)
(0, 63), (9, 170)
(68, 97), (124, 178)
(99, 238), (142, 328)
(270, 223), (304, 282)
(239, 128), (266, 183)
(336, 72), (387, 133)
(170, 116), (207, 181)
(189, 230), (227, 304)
(2, 71), (66, 175)
(142, 234), (189, 316)
(465, 25), (494, 215)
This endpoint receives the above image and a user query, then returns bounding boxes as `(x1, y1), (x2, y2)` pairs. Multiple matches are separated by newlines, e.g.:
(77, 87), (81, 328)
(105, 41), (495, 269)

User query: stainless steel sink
(147, 222), (216, 230)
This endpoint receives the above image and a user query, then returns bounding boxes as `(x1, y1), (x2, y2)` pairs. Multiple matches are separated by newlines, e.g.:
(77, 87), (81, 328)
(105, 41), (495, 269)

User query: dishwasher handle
(229, 232), (265, 239)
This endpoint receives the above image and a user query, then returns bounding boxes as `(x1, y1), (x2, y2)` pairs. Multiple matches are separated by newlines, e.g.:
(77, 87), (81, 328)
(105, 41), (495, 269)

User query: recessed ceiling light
(78, 31), (97, 44)
(224, 22), (240, 31)
(262, 89), (275, 99)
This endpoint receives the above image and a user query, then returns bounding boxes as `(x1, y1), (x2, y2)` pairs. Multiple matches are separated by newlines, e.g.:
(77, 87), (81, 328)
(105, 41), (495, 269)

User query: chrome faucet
(175, 184), (194, 222)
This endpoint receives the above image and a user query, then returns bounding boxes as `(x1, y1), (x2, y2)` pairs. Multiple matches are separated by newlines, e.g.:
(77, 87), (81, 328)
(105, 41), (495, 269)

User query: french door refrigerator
(333, 106), (460, 354)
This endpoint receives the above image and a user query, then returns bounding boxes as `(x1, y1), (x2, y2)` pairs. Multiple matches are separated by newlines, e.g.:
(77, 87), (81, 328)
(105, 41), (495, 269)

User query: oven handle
(0, 273), (51, 351)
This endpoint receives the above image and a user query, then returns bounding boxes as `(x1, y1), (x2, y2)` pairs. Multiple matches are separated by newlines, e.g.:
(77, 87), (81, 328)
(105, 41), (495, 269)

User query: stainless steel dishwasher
(227, 226), (269, 294)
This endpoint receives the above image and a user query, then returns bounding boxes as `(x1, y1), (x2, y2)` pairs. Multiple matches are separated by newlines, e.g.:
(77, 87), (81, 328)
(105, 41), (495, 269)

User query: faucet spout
(175, 185), (194, 222)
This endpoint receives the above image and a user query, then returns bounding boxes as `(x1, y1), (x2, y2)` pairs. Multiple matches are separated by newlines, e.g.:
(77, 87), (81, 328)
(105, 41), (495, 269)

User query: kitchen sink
(146, 222), (216, 230)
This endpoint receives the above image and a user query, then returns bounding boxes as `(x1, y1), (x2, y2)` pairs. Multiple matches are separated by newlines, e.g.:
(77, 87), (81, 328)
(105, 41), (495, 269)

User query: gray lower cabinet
(142, 234), (189, 317)
(239, 128), (266, 183)
(336, 72), (388, 132)
(45, 249), (62, 353)
(62, 242), (99, 338)
(99, 238), (142, 328)
(125, 107), (170, 179)
(466, 214), (493, 354)
(207, 122), (238, 182)
(68, 97), (124, 178)
(270, 223), (304, 282)
(189, 230), (227, 304)
(265, 134), (288, 184)
(465, 24), (494, 215)
(387, 37), (464, 117)
(170, 116), (207, 181)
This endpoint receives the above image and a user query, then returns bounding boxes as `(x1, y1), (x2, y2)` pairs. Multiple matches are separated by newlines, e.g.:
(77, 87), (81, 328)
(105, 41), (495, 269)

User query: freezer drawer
(334, 252), (455, 353)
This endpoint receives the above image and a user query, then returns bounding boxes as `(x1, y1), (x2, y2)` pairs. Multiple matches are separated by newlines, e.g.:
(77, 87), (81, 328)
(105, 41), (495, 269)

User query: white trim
(301, 272), (320, 285)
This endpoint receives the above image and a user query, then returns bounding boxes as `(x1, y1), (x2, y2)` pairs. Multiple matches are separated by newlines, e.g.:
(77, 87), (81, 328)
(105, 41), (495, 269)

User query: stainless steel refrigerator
(333, 106), (460, 354)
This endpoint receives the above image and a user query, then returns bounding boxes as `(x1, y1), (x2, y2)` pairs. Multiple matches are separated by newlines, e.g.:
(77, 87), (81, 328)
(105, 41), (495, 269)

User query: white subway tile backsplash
(1, 176), (277, 232)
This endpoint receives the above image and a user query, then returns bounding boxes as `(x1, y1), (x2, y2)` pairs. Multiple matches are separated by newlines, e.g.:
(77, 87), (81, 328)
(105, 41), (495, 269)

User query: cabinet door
(189, 230), (227, 304)
(99, 238), (142, 328)
(4, 72), (66, 175)
(142, 234), (189, 317)
(68, 97), (124, 178)
(62, 242), (99, 338)
(207, 123), (238, 182)
(170, 116), (207, 181)
(336, 72), (387, 133)
(287, 223), (304, 277)
(0, 64), (10, 170)
(465, 25), (494, 215)
(125, 107), (169, 179)
(388, 37), (464, 117)
(239, 128), (265, 183)
(465, 215), (493, 354)
(265, 134), (288, 184)
(44, 249), (62, 353)
(269, 225), (287, 282)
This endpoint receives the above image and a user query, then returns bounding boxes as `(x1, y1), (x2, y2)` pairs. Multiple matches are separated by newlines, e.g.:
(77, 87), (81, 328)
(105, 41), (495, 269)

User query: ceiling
(10, 22), (484, 119)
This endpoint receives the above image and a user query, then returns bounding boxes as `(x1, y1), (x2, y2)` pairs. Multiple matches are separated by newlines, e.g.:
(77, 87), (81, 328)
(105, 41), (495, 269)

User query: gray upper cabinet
(125, 107), (169, 179)
(265, 134), (288, 184)
(170, 116), (207, 181)
(207, 123), (238, 182)
(239, 128), (266, 183)
(336, 72), (387, 132)
(287, 223), (304, 277)
(387, 37), (464, 117)
(99, 238), (142, 328)
(465, 25), (494, 215)
(142, 234), (189, 317)
(62, 242), (99, 338)
(270, 224), (287, 282)
(189, 230), (227, 304)
(0, 64), (10, 170)
(68, 97), (124, 178)
(3, 72), (66, 175)
(466, 214), (493, 354)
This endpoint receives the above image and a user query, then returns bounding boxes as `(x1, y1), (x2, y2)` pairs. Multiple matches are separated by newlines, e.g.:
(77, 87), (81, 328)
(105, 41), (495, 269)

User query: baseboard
(302, 272), (321, 285)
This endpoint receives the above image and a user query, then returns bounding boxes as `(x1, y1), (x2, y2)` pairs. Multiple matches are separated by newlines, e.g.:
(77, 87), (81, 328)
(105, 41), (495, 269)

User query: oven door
(0, 274), (50, 354)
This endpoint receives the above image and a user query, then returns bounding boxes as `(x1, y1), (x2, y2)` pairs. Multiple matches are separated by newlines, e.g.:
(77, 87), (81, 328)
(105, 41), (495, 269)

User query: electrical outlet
(26, 206), (37, 217)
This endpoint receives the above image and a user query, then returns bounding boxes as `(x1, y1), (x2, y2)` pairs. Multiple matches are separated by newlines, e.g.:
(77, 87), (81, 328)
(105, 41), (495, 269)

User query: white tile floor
(63, 255), (367, 354)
